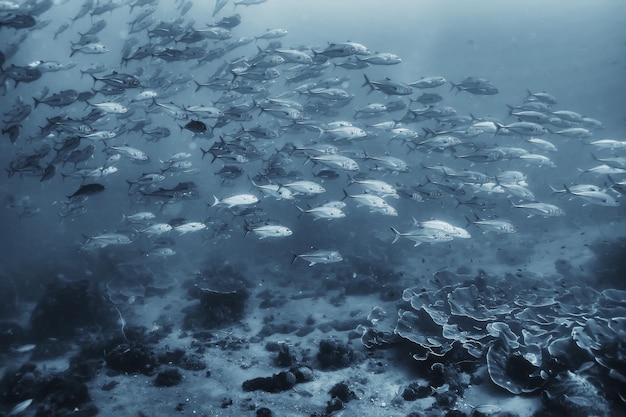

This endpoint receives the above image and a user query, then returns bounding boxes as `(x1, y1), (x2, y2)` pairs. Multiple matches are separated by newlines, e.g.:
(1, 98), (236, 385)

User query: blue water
(2, 1), (626, 416)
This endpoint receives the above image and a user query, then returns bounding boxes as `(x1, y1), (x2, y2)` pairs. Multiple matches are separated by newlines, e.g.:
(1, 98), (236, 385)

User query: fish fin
(361, 74), (374, 93)
(389, 227), (401, 244)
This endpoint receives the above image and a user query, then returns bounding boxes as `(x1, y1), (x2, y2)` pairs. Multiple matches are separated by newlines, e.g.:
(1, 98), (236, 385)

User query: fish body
(511, 201), (565, 217)
(70, 42), (109, 57)
(362, 74), (413, 95)
(416, 219), (471, 239)
(466, 215), (517, 234)
(107, 145), (148, 161)
(292, 249), (343, 266)
(90, 233), (132, 245)
(311, 155), (359, 171)
(89, 101), (128, 114)
(212, 193), (259, 208)
(123, 212), (156, 223)
(348, 176), (397, 197)
(323, 126), (367, 140)
(283, 180), (325, 195)
(141, 223), (173, 235)
(246, 224), (292, 239)
(409, 76), (447, 88)
(91, 71), (141, 89)
(297, 205), (345, 220)
(390, 227), (452, 246)
(357, 52), (401, 65)
(68, 183), (104, 199)
(174, 222), (207, 234)
(250, 180), (295, 200)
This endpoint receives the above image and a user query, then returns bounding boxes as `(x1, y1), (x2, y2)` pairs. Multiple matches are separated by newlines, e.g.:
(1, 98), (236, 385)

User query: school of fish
(1, 0), (624, 267)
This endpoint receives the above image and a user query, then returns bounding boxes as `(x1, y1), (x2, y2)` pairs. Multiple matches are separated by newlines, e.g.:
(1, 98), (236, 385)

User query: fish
(310, 155), (359, 171)
(140, 223), (173, 235)
(589, 139), (626, 150)
(495, 122), (548, 136)
(250, 179), (295, 200)
(282, 180), (326, 195)
(88, 101), (128, 114)
(390, 227), (453, 246)
(107, 145), (149, 161)
(562, 184), (619, 207)
(91, 71), (141, 88)
(255, 28), (288, 40)
(89, 233), (132, 245)
(180, 120), (209, 134)
(465, 214), (517, 234)
(450, 77), (498, 95)
(314, 42), (358, 58)
(8, 399), (33, 416)
(244, 223), (292, 239)
(123, 212), (156, 223)
(70, 42), (109, 57)
(510, 201), (565, 217)
(68, 183), (105, 199)
(211, 193), (259, 208)
(415, 219), (471, 239)
(296, 205), (345, 220)
(213, 0), (229, 16)
(342, 189), (390, 210)
(409, 76), (447, 88)
(362, 74), (413, 95)
(348, 176), (397, 197)
(174, 222), (207, 234)
(525, 89), (557, 105)
(356, 52), (402, 65)
(292, 249), (343, 266)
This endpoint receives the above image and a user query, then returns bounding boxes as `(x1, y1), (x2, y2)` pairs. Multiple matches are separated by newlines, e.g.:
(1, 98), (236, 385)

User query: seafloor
(1, 220), (625, 417)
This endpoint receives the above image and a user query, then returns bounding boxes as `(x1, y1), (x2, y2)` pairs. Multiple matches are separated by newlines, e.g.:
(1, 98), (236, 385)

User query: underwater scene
(1, 0), (626, 416)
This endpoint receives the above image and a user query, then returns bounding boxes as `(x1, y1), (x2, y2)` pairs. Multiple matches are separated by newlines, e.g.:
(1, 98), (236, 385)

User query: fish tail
(389, 227), (401, 244)
(33, 97), (40, 109)
(193, 80), (202, 92)
(547, 184), (562, 194)
(563, 183), (572, 194)
(361, 74), (374, 93)
(200, 148), (211, 160)
(295, 205), (305, 219)
(210, 195), (219, 207)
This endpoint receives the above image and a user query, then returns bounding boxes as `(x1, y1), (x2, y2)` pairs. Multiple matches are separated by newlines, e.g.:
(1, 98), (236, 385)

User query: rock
(325, 398), (343, 413)
(29, 277), (116, 341)
(401, 382), (432, 401)
(329, 381), (356, 402)
(256, 407), (272, 417)
(183, 288), (249, 330)
(104, 342), (159, 376)
(36, 372), (98, 417)
(275, 342), (297, 367)
(242, 371), (296, 393)
(0, 321), (25, 353)
(154, 368), (183, 387)
(291, 366), (313, 383)
(317, 338), (358, 370)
